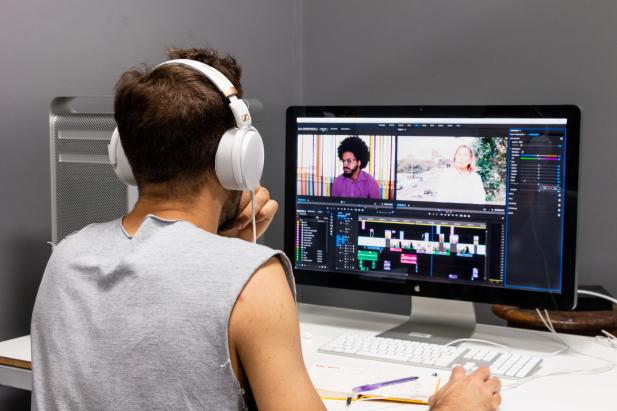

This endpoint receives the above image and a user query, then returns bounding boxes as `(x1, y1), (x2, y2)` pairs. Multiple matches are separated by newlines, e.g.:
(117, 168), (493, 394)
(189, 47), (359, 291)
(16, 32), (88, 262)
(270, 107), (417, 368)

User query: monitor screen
(285, 106), (580, 309)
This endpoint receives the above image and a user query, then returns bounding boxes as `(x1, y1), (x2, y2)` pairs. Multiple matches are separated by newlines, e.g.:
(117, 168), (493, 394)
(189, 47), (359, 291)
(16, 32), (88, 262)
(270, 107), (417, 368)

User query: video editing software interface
(294, 116), (568, 293)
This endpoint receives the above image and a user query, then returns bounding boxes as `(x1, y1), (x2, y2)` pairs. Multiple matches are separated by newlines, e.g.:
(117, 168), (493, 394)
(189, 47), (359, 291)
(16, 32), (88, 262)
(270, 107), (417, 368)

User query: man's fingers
(254, 204), (278, 238)
(238, 190), (251, 210)
(253, 186), (270, 205)
(486, 377), (501, 394)
(229, 200), (278, 241)
(229, 213), (273, 242)
(472, 366), (491, 382)
(255, 200), (278, 223)
(427, 394), (435, 407)
(492, 392), (502, 409)
(236, 198), (277, 229)
(238, 186), (267, 211)
(235, 188), (271, 229)
(449, 366), (465, 381)
(220, 186), (278, 241)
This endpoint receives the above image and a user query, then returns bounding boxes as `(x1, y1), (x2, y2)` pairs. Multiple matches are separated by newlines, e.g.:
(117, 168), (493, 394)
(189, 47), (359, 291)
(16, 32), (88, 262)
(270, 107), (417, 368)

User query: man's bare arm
(229, 257), (325, 410)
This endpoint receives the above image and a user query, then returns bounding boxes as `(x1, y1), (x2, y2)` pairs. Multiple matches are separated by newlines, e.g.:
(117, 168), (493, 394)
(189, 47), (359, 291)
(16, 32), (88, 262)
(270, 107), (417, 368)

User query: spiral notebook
(309, 363), (441, 405)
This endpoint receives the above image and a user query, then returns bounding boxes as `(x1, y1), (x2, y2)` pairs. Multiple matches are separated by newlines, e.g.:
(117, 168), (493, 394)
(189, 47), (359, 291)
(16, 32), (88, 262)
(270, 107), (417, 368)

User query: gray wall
(0, 0), (301, 406)
(294, 0), (617, 320)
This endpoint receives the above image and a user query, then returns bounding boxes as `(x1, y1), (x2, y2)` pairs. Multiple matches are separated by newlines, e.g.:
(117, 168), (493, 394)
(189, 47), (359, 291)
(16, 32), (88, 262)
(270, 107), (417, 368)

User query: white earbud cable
(251, 190), (256, 244)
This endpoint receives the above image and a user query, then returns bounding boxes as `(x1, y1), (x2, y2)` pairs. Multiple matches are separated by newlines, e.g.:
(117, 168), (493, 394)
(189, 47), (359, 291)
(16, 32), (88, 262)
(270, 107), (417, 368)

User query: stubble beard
(343, 164), (357, 178)
(217, 190), (242, 233)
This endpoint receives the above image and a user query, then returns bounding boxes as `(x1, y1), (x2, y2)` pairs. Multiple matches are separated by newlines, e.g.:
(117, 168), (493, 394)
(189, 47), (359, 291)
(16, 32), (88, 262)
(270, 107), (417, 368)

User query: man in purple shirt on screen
(332, 136), (381, 199)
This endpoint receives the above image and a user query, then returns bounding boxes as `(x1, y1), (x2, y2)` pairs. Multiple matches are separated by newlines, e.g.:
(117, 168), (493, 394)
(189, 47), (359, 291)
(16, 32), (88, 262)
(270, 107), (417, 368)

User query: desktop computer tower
(49, 97), (134, 244)
(49, 96), (263, 244)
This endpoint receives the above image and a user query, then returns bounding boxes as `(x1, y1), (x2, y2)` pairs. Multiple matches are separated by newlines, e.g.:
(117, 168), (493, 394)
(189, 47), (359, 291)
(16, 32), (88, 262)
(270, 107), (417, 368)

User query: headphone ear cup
(108, 128), (137, 186)
(215, 126), (264, 191)
(238, 127), (264, 190)
(215, 129), (239, 190)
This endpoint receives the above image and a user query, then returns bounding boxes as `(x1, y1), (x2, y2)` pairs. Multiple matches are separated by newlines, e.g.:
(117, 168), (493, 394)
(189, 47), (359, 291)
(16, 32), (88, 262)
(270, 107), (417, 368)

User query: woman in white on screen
(435, 144), (486, 204)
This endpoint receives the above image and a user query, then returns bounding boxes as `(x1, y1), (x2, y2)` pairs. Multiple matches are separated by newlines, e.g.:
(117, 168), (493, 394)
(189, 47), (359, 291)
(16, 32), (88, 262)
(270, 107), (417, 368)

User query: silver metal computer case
(49, 96), (136, 244)
(49, 96), (262, 244)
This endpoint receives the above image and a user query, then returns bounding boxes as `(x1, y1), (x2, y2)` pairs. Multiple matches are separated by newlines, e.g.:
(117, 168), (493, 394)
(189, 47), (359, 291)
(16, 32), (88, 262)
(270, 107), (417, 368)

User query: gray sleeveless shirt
(31, 215), (295, 410)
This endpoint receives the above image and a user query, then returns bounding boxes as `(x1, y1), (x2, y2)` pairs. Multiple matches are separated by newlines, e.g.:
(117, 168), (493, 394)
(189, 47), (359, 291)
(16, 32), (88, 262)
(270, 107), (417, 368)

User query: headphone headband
(155, 59), (252, 127)
(109, 58), (263, 192)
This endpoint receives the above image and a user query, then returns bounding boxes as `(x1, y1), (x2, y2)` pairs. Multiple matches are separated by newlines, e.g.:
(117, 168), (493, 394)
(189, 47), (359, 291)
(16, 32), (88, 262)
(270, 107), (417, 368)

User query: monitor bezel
(284, 105), (580, 310)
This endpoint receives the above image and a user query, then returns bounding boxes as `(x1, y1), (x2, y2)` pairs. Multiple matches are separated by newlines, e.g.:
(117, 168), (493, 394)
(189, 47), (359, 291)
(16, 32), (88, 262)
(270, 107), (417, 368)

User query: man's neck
(122, 186), (224, 236)
(350, 169), (362, 181)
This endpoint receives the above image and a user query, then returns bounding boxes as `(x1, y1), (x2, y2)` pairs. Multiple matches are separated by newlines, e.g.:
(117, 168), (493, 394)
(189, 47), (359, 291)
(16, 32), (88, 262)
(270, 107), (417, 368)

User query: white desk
(2, 304), (617, 410)
(0, 335), (31, 390)
(298, 303), (617, 411)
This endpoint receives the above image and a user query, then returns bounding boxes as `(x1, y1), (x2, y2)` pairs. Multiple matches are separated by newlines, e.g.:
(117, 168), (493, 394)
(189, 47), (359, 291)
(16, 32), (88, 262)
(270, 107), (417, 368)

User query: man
(31, 47), (501, 410)
(331, 136), (381, 199)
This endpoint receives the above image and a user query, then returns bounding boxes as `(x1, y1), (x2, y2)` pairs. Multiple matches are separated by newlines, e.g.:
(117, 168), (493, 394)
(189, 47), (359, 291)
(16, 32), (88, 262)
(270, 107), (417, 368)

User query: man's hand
(220, 186), (278, 242)
(429, 366), (501, 411)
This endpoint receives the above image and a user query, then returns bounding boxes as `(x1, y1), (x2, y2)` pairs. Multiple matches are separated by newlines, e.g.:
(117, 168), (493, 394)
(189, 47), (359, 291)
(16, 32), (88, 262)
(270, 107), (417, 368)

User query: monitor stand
(377, 296), (476, 345)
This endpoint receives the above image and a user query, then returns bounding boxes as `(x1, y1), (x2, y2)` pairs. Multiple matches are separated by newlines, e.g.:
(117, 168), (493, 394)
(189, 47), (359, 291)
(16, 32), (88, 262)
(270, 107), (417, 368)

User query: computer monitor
(285, 105), (580, 343)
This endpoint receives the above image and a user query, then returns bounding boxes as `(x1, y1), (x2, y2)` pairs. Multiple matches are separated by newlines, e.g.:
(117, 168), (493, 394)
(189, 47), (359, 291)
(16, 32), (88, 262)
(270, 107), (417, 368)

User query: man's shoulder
(43, 220), (121, 278)
(215, 234), (281, 256)
(53, 219), (119, 250)
(361, 170), (378, 182)
(177, 224), (286, 264)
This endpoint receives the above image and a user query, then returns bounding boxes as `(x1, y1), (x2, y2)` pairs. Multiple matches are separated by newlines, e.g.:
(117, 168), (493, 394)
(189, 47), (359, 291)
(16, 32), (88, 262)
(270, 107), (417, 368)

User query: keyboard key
(497, 355), (519, 375)
(505, 356), (530, 376)
(491, 353), (510, 370)
(473, 350), (488, 360)
(484, 351), (498, 362)
(516, 357), (542, 378)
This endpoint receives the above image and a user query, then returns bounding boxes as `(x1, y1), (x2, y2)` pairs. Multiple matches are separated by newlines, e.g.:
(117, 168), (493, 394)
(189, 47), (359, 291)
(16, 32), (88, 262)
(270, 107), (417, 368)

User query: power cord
(505, 291), (617, 389)
(445, 289), (617, 391)
(577, 289), (617, 305)
(502, 309), (617, 390)
(444, 338), (510, 351)
(446, 289), (617, 356)
(596, 331), (617, 349)
(576, 288), (617, 350)
(444, 335), (567, 357)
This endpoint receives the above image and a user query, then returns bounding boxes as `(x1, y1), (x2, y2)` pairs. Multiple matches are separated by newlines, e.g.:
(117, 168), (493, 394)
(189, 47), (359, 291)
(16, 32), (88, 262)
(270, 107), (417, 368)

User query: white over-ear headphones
(108, 58), (264, 191)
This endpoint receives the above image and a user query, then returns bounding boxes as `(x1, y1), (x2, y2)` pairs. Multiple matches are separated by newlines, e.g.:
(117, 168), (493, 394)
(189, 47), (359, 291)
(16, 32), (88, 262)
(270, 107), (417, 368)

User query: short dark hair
(113, 47), (243, 197)
(337, 136), (370, 169)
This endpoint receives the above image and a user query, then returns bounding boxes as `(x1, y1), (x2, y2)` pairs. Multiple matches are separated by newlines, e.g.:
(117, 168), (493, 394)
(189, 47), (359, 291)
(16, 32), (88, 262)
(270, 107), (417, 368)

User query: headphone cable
(251, 190), (256, 244)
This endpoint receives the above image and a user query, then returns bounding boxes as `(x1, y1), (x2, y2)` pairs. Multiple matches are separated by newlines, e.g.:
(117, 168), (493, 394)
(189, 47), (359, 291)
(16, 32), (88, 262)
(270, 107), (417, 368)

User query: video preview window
(396, 136), (507, 205)
(297, 134), (396, 200)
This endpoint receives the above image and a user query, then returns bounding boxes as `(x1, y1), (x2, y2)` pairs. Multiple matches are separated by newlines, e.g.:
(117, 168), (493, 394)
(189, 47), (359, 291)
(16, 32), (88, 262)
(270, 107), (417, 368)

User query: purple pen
(351, 376), (419, 393)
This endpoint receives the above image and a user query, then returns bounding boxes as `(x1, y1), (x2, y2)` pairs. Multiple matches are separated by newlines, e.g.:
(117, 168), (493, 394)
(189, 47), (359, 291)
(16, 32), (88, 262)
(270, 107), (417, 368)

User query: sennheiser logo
(241, 114), (250, 122)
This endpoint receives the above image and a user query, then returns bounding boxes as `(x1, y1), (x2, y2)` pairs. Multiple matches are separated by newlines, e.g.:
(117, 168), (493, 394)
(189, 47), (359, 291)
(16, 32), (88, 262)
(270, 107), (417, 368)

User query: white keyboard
(319, 334), (543, 379)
